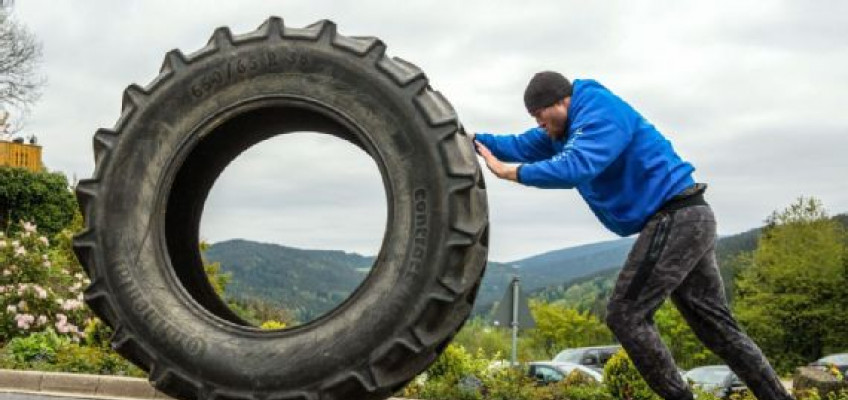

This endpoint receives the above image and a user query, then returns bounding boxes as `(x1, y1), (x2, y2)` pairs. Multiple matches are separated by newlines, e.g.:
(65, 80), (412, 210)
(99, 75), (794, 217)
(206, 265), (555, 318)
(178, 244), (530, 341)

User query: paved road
(1, 393), (92, 400)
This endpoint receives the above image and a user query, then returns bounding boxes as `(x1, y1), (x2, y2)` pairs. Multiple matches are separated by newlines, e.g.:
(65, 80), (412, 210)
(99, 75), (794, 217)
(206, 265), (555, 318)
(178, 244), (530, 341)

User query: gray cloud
(10, 0), (848, 260)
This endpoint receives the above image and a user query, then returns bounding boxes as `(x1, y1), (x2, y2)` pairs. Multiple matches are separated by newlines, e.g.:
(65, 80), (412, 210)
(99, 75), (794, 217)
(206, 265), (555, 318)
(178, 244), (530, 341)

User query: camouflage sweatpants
(606, 204), (793, 400)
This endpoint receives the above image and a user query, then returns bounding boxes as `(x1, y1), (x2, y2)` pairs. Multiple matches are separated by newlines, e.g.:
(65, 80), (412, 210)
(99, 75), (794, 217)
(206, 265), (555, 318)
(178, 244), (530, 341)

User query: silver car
(527, 361), (604, 384)
(684, 365), (747, 399)
(809, 353), (848, 378)
(552, 345), (622, 372)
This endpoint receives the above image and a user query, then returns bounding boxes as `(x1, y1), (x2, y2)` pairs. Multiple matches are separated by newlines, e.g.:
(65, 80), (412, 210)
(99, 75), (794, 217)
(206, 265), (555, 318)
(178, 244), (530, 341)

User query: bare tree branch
(0, 9), (45, 109)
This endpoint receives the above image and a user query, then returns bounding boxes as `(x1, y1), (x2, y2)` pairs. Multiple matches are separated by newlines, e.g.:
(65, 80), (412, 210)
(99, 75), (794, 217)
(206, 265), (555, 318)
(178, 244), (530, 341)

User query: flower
(42, 260), (51, 268)
(14, 247), (26, 256)
(22, 222), (36, 233)
(55, 313), (73, 334)
(15, 314), (35, 330)
(37, 315), (47, 325)
(2, 269), (9, 276)
(5, 305), (16, 313)
(38, 236), (49, 246)
(62, 299), (83, 311)
(0, 241), (5, 248)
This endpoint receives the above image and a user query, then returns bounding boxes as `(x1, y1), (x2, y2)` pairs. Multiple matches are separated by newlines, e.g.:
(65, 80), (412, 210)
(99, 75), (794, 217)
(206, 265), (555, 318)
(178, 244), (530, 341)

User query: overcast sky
(8, 1), (848, 261)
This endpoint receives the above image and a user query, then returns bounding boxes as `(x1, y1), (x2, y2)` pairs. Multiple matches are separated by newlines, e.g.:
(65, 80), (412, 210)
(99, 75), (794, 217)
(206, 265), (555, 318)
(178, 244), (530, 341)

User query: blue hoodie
(474, 79), (695, 236)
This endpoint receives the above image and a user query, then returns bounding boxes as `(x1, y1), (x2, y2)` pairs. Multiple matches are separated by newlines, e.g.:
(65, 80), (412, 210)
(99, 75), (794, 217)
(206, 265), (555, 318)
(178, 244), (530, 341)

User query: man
(472, 71), (792, 400)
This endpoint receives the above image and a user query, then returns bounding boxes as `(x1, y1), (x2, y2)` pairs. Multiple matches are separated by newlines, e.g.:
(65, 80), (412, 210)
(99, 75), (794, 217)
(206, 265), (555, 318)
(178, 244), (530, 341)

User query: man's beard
(546, 125), (566, 140)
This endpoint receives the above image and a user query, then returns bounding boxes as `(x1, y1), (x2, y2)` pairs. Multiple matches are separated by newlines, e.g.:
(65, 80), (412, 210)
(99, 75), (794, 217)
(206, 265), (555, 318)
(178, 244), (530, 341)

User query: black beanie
(523, 71), (573, 113)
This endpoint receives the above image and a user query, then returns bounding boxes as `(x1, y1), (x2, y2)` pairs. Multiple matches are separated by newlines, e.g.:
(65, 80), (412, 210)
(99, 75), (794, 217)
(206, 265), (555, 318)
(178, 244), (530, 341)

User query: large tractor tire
(73, 17), (488, 400)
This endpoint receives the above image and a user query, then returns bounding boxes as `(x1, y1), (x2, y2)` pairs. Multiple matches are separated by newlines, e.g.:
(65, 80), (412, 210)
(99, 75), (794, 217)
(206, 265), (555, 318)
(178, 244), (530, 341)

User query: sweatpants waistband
(657, 183), (708, 214)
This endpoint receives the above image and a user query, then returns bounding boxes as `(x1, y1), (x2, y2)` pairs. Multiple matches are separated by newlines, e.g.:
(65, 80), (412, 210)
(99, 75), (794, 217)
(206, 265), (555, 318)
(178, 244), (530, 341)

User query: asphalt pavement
(1, 393), (91, 400)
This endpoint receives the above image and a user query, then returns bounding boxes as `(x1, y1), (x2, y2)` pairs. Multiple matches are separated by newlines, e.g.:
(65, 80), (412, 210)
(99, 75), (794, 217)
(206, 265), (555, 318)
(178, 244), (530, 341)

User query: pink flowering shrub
(0, 221), (92, 343)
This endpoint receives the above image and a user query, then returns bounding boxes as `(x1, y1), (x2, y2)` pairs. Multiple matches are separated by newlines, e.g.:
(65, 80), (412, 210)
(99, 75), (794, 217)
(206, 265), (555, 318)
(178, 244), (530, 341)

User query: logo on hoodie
(563, 128), (582, 152)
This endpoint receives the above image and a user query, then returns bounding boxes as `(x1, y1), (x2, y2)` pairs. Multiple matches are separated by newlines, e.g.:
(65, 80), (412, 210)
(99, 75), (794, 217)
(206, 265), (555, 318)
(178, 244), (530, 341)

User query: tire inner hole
(164, 106), (388, 330)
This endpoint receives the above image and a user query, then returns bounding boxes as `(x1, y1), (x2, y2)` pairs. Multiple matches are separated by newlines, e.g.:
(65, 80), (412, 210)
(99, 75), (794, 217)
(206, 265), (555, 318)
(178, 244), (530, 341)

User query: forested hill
(205, 237), (643, 319)
(205, 239), (374, 321)
(206, 214), (846, 320)
(475, 226), (766, 315)
(471, 238), (635, 314)
(527, 213), (848, 313)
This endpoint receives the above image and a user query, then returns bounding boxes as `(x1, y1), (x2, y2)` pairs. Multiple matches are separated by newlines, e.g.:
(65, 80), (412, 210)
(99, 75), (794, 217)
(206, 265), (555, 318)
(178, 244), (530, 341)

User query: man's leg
(671, 244), (793, 400)
(606, 207), (716, 400)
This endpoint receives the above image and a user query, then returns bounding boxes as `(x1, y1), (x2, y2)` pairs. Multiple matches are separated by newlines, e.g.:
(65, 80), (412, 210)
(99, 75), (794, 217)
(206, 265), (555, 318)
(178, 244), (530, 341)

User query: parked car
(684, 365), (747, 399)
(809, 353), (848, 378)
(527, 361), (604, 385)
(552, 345), (622, 372)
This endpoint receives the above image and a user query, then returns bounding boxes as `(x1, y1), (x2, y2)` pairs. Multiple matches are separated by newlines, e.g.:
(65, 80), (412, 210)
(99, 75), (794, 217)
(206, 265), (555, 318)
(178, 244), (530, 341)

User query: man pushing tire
(472, 71), (793, 400)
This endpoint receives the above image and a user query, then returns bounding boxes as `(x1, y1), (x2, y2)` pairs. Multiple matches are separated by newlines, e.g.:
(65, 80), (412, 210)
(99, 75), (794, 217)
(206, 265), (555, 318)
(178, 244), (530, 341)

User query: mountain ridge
(205, 213), (845, 320)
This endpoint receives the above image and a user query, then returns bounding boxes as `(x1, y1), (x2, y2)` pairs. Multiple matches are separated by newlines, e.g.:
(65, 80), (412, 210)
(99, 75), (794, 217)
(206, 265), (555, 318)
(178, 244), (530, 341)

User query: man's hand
(475, 140), (519, 182)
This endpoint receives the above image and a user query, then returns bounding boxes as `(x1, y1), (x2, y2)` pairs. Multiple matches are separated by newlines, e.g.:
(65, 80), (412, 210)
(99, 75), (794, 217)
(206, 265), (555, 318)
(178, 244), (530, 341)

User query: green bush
(52, 344), (144, 376)
(603, 349), (660, 400)
(427, 343), (488, 382)
(0, 330), (144, 377)
(483, 366), (537, 400)
(416, 376), (483, 400)
(792, 388), (848, 400)
(4, 328), (67, 363)
(564, 368), (602, 387)
(555, 384), (613, 400)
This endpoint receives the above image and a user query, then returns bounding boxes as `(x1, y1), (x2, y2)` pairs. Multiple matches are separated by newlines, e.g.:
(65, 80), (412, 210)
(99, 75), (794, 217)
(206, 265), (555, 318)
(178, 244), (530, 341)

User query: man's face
(531, 97), (570, 140)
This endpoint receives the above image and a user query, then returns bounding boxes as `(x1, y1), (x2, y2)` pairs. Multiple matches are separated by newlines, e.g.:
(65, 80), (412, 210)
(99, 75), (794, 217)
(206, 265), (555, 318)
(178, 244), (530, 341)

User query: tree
(199, 241), (231, 297)
(0, 167), (76, 238)
(0, 6), (44, 116)
(199, 242), (299, 328)
(654, 300), (720, 370)
(734, 197), (848, 373)
(526, 301), (613, 359)
(451, 317), (512, 361)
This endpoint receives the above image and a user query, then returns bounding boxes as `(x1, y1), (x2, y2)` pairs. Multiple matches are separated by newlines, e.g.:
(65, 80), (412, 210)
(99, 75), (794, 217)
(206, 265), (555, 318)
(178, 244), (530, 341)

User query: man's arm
(475, 141), (519, 182)
(517, 118), (633, 188)
(473, 127), (556, 163)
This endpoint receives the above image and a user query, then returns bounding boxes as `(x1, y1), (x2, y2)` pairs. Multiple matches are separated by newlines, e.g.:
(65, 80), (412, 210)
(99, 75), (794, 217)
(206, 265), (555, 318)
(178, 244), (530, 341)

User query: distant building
(0, 111), (43, 171)
(0, 139), (43, 171)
